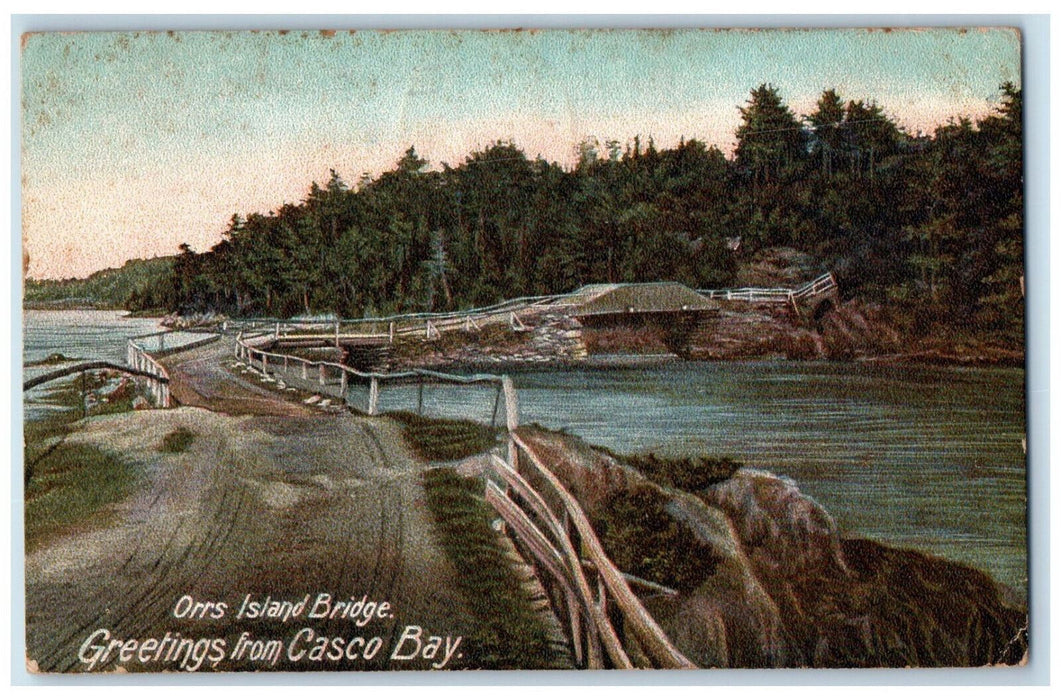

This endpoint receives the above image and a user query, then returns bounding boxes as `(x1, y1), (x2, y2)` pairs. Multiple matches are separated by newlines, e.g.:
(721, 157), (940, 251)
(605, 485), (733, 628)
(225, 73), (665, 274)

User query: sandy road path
(25, 340), (485, 673)
(159, 340), (315, 416)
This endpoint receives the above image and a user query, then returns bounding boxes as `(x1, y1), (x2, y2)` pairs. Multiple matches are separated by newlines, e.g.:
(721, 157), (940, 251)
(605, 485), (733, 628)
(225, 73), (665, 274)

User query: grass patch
(595, 443), (742, 493)
(586, 447), (741, 592)
(619, 452), (742, 492)
(160, 427), (196, 453)
(24, 373), (145, 548)
(30, 371), (141, 419)
(422, 467), (566, 669)
(387, 410), (500, 462)
(25, 442), (141, 551)
(596, 484), (722, 593)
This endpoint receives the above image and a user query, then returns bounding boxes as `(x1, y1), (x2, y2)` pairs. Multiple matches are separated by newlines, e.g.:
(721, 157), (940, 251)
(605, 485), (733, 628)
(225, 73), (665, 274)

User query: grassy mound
(597, 484), (722, 593)
(25, 441), (141, 551)
(159, 427), (196, 453)
(24, 374), (144, 551)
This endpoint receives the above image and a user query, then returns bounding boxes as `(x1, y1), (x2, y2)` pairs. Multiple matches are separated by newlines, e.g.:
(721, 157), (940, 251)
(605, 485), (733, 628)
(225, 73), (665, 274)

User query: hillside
(24, 256), (174, 311)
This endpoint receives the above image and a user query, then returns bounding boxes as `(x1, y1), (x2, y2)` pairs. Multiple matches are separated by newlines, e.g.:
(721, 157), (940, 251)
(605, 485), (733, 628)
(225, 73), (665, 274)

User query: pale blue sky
(21, 28), (1021, 279)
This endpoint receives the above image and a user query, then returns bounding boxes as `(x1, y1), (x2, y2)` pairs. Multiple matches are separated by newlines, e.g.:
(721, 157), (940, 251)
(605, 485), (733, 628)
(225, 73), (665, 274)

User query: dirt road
(25, 340), (487, 673)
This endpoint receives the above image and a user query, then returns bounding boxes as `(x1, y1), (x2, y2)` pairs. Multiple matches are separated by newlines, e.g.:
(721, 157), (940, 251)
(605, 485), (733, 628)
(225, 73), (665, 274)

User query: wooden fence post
(319, 364), (326, 386)
(302, 361), (308, 380)
(339, 369), (347, 400)
(335, 320), (340, 347)
(501, 376), (519, 431)
(501, 376), (519, 471)
(368, 377), (380, 415)
(389, 321), (395, 343)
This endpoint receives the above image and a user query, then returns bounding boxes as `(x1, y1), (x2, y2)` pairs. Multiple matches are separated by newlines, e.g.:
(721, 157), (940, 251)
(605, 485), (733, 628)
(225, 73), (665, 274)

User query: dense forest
(24, 256), (174, 311)
(89, 84), (1029, 344)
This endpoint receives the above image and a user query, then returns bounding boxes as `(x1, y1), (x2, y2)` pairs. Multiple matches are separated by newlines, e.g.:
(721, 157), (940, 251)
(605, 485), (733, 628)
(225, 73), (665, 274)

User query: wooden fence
(234, 330), (518, 423)
(124, 330), (221, 408)
(486, 434), (695, 670)
(125, 339), (171, 407)
(698, 271), (837, 304)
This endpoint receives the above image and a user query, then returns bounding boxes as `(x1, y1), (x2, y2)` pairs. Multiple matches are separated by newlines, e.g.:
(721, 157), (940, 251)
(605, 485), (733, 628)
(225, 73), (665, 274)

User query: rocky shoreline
(501, 427), (1028, 668)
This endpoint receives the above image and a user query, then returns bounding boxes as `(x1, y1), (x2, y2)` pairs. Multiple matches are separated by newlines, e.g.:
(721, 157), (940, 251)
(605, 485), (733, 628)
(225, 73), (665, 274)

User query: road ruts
(23, 341), (489, 673)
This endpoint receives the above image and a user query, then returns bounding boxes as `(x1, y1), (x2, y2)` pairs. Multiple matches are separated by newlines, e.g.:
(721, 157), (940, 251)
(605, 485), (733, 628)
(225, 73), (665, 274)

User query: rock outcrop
(514, 427), (1028, 668)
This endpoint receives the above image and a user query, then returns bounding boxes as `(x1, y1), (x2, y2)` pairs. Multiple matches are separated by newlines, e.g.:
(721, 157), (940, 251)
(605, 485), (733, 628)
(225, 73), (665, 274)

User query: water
(374, 361), (1027, 597)
(23, 310), (164, 419)
(23, 309), (163, 366)
(23, 310), (1027, 597)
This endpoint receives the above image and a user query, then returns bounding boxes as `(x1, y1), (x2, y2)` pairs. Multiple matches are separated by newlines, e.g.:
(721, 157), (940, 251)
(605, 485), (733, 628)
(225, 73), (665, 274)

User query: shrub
(160, 427), (196, 453)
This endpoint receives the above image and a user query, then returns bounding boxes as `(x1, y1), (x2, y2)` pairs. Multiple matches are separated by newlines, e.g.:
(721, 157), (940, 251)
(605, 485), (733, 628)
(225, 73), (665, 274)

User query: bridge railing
(698, 271), (837, 304)
(225, 289), (583, 340)
(124, 328), (224, 408)
(792, 271), (838, 299)
(699, 287), (795, 302)
(125, 339), (171, 408)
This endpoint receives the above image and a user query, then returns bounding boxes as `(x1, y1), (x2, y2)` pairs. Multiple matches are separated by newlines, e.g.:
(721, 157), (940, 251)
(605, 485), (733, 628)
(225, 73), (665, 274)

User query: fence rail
(23, 360), (170, 392)
(126, 338), (172, 407)
(234, 331), (518, 422)
(487, 434), (695, 670)
(698, 271), (837, 304)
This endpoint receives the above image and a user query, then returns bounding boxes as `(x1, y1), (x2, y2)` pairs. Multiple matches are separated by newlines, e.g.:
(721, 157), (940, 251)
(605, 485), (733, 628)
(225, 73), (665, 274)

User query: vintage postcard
(20, 26), (1027, 674)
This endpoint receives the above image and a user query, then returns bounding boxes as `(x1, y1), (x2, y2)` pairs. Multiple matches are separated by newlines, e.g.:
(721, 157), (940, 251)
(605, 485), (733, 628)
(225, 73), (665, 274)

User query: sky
(20, 28), (1021, 280)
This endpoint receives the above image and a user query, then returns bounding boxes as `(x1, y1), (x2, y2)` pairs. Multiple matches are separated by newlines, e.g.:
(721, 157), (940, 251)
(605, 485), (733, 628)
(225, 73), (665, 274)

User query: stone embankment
(384, 309), (587, 371)
(381, 298), (907, 368)
(681, 298), (905, 361)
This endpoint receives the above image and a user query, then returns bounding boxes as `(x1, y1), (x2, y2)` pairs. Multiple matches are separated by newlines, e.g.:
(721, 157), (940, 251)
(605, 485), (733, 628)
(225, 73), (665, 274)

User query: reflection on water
(24, 309), (162, 361)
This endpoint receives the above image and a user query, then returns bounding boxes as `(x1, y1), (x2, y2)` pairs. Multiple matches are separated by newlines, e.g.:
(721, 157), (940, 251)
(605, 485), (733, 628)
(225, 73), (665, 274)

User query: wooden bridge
(229, 272), (838, 357)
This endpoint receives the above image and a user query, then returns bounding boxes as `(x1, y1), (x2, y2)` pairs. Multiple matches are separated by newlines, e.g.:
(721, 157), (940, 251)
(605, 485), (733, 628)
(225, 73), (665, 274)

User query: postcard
(20, 26), (1027, 673)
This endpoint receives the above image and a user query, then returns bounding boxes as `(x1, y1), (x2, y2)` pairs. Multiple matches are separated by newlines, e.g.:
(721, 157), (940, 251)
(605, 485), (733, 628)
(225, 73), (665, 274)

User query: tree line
(161, 83), (1023, 344)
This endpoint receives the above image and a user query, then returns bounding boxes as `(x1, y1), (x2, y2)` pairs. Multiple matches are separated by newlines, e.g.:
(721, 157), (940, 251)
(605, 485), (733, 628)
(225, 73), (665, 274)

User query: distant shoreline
(23, 303), (166, 318)
(22, 306), (1023, 368)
